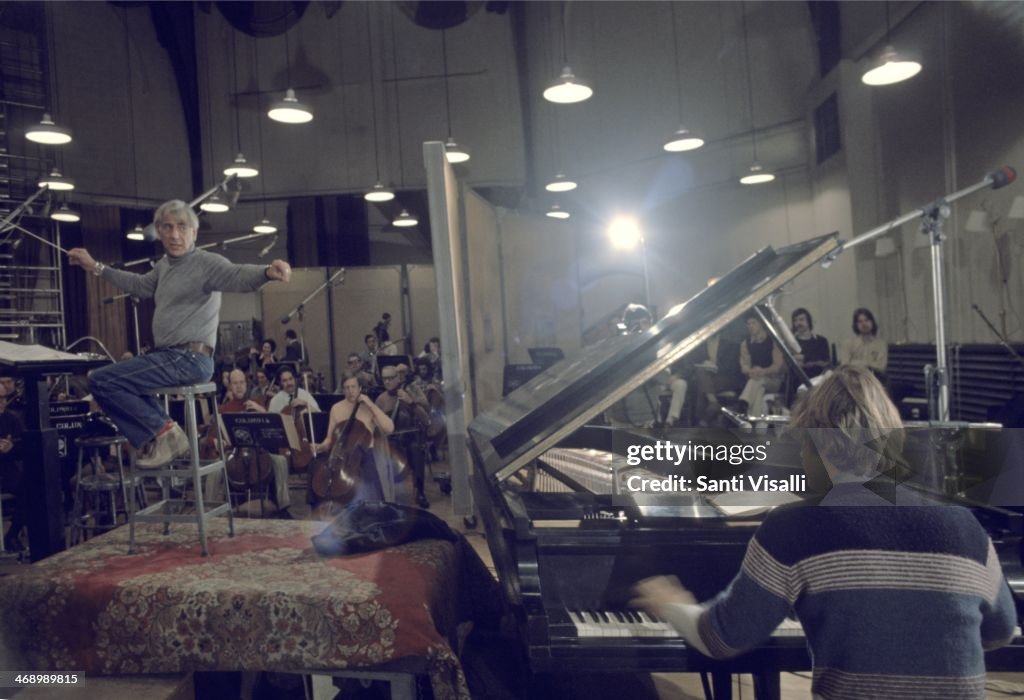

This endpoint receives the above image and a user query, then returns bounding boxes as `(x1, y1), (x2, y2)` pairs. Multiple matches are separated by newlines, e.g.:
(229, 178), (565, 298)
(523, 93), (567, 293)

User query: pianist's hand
(629, 575), (698, 619)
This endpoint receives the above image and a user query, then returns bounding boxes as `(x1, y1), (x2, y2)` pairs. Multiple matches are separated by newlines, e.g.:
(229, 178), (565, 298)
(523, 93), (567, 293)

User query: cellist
(207, 369), (292, 516)
(314, 374), (394, 503)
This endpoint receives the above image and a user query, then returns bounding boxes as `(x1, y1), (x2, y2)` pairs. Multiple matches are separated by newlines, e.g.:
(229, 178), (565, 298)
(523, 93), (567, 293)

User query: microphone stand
(817, 168), (1017, 496)
(821, 167), (1016, 423)
(279, 267), (346, 328)
(104, 293), (142, 355)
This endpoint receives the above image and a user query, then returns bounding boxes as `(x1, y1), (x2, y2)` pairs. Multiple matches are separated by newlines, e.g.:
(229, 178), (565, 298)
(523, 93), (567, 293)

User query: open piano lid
(469, 232), (840, 483)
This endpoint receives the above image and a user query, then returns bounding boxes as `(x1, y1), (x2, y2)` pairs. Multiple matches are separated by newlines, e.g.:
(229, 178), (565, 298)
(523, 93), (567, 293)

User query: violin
(310, 399), (373, 504)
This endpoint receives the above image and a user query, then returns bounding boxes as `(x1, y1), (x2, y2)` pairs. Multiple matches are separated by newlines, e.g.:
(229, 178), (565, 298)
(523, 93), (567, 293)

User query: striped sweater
(696, 483), (1017, 699)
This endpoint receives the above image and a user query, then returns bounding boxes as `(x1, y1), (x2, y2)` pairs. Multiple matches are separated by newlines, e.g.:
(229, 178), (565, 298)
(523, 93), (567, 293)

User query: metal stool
(128, 382), (234, 556)
(70, 434), (143, 544)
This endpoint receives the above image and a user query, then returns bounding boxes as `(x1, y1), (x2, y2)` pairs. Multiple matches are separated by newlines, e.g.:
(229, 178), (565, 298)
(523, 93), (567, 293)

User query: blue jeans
(88, 348), (214, 449)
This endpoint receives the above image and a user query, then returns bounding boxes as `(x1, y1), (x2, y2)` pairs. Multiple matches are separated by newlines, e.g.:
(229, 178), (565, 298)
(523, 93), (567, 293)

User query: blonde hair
(789, 366), (906, 478)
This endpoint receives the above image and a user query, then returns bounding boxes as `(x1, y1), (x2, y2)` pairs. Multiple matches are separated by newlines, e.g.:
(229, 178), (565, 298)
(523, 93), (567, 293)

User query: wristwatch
(92, 261), (106, 276)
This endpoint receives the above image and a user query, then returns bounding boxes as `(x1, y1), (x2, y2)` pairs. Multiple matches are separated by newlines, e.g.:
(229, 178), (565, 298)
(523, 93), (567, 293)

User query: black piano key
(597, 610), (610, 623)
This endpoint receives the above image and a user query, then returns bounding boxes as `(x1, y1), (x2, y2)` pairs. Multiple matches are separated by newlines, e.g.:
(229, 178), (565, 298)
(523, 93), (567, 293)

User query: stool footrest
(137, 460), (225, 478)
(134, 499), (232, 522)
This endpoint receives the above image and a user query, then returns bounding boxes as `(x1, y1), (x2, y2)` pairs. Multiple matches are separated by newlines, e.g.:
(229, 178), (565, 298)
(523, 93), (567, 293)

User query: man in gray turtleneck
(67, 199), (292, 466)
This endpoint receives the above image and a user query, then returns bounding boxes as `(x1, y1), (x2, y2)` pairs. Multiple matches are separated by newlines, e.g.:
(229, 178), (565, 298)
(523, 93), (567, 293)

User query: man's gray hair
(153, 200), (199, 230)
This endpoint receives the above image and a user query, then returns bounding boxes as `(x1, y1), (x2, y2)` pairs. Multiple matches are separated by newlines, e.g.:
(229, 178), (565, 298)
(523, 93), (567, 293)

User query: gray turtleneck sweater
(100, 248), (270, 349)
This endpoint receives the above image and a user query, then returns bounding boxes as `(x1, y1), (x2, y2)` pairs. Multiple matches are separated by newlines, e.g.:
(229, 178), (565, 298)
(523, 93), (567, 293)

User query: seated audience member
(688, 333), (744, 425)
(790, 308), (831, 379)
(376, 366), (432, 509)
(283, 328), (305, 364)
(211, 369), (291, 516)
(738, 313), (785, 416)
(631, 365), (1015, 700)
(840, 307), (888, 380)
(607, 305), (687, 429)
(314, 375), (395, 504)
(0, 384), (26, 551)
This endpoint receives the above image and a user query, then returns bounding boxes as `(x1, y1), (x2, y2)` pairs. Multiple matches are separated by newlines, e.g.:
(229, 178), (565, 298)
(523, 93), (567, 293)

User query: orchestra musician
(376, 365), (431, 508)
(67, 199), (292, 467)
(630, 366), (1015, 699)
(315, 375), (394, 503)
(210, 369), (291, 516)
(0, 383), (26, 551)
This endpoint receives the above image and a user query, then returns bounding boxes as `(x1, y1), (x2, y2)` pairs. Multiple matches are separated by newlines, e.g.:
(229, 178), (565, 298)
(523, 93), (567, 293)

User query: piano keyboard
(568, 609), (804, 639)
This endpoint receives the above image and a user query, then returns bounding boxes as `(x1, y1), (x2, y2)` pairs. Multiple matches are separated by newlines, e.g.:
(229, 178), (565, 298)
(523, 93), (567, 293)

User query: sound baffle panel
(328, 267), (403, 367)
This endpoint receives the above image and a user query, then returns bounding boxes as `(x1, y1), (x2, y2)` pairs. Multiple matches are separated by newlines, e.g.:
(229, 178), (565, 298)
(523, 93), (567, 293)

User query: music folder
(220, 412), (300, 452)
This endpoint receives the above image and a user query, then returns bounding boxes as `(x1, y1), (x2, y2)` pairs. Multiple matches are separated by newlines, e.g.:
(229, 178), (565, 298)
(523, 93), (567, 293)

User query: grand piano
(468, 234), (1024, 698)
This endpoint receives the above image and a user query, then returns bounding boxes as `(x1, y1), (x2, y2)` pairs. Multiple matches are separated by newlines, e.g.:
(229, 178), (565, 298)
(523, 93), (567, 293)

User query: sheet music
(0, 341), (87, 363)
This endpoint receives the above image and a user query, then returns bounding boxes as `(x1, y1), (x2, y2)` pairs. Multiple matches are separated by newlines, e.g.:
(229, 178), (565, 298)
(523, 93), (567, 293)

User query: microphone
(988, 166), (1017, 190)
(720, 406), (752, 433)
(103, 297), (115, 305)
(280, 312), (293, 325)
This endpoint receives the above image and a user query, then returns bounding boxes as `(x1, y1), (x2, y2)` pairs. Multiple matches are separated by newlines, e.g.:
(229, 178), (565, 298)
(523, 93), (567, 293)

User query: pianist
(67, 200), (292, 466)
(631, 365), (1016, 699)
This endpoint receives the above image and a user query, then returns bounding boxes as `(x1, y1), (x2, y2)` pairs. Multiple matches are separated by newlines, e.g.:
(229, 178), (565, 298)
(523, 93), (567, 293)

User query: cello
(310, 406), (371, 503)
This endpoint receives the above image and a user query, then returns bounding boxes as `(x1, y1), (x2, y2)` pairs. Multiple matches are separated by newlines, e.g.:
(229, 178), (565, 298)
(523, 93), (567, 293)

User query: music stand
(502, 363), (545, 396)
(220, 412), (300, 453)
(528, 347), (565, 368)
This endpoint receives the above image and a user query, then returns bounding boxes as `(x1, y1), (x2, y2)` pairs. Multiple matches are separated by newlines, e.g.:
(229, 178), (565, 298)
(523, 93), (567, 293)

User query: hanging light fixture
(268, 30), (313, 123)
(862, 2), (921, 86)
(223, 32), (260, 177)
(663, 4), (704, 152)
(365, 181), (395, 203)
(250, 38), (278, 234)
(253, 218), (278, 234)
(444, 137), (470, 164)
(740, 163), (775, 185)
(26, 113), (72, 145)
(38, 168), (74, 191)
(268, 87), (313, 124)
(122, 9), (148, 241)
(543, 3), (591, 104)
(200, 192), (229, 213)
(543, 66), (592, 104)
(545, 172), (577, 192)
(363, 5), (395, 202)
(546, 204), (571, 219)
(224, 152), (259, 178)
(50, 203), (80, 223)
(440, 30), (470, 164)
(28, 8), (72, 145)
(393, 209), (418, 227)
(738, 3), (774, 185)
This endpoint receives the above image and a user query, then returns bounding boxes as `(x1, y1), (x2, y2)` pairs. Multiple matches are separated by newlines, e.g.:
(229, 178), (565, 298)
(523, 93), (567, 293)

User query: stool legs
(128, 383), (234, 556)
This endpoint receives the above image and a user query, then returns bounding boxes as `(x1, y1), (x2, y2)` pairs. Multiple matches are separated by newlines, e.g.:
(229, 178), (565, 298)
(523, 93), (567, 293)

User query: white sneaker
(137, 424), (191, 468)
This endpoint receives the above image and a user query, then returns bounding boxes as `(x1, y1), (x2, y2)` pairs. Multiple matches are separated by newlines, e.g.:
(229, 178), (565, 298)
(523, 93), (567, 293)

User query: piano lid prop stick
(3, 222), (71, 255)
